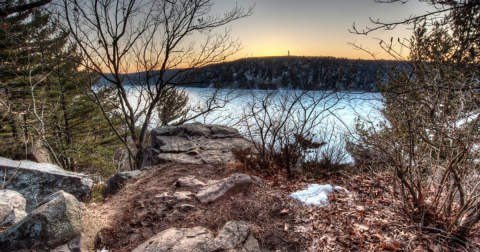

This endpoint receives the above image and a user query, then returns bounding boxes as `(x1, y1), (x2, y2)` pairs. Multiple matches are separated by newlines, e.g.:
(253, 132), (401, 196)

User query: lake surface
(186, 88), (383, 163)
(128, 87), (383, 163)
(183, 88), (382, 130)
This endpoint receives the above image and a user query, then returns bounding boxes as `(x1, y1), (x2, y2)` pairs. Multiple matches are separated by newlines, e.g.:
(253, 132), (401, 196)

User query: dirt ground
(88, 163), (480, 252)
(3, 162), (478, 251)
(90, 163), (306, 251)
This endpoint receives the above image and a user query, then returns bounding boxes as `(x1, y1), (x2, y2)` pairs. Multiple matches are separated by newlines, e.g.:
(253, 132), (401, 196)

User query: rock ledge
(142, 123), (254, 167)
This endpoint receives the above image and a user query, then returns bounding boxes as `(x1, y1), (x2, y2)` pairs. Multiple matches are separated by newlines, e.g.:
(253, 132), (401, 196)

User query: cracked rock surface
(0, 157), (93, 212)
(0, 189), (27, 226)
(0, 190), (101, 251)
(142, 123), (254, 167)
(196, 174), (262, 203)
(132, 221), (260, 252)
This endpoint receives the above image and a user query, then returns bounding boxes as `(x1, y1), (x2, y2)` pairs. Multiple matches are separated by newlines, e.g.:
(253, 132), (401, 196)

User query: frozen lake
(183, 88), (382, 128)
(127, 87), (383, 163)
(186, 88), (383, 163)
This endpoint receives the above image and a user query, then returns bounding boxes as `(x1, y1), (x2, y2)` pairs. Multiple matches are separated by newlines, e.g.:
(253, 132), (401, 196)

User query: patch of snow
(97, 247), (108, 252)
(457, 112), (480, 126)
(289, 184), (349, 206)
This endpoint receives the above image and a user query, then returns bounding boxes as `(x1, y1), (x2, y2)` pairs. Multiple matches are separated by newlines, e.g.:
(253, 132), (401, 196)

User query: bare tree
(57, 0), (253, 169)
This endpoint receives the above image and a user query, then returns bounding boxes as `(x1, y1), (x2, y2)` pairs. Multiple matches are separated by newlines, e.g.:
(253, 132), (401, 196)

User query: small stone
(196, 174), (263, 203)
(173, 191), (195, 201)
(179, 204), (195, 211)
(141, 166), (154, 171)
(213, 221), (249, 250)
(155, 192), (175, 201)
(176, 177), (206, 187)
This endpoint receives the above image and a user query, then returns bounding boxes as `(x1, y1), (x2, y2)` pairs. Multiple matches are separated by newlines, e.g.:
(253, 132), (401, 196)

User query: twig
(406, 225), (478, 248)
(1, 162), (21, 189)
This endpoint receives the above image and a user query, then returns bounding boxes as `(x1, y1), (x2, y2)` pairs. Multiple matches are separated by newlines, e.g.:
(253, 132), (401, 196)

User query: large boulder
(142, 123), (254, 167)
(103, 170), (142, 198)
(196, 174), (262, 203)
(0, 157), (94, 212)
(132, 221), (260, 252)
(0, 189), (27, 226)
(0, 191), (83, 251)
(0, 190), (102, 252)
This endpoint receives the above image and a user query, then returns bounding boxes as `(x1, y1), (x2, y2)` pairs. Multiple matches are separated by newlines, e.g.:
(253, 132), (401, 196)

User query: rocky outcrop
(142, 123), (254, 167)
(196, 174), (262, 203)
(0, 157), (94, 212)
(0, 190), (101, 252)
(0, 189), (27, 226)
(132, 221), (260, 252)
(103, 170), (142, 197)
(0, 191), (83, 251)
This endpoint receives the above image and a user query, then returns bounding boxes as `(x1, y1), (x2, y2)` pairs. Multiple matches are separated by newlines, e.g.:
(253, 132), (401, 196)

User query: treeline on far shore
(112, 56), (403, 91)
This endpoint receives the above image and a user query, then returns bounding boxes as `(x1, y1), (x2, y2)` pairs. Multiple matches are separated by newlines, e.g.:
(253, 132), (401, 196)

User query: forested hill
(111, 56), (401, 91)
(188, 56), (400, 91)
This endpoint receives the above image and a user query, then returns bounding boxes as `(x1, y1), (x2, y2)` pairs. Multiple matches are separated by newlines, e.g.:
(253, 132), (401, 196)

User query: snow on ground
(289, 184), (349, 206)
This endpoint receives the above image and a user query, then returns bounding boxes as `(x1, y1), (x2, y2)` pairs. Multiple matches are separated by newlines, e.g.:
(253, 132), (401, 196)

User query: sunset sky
(205, 0), (436, 60)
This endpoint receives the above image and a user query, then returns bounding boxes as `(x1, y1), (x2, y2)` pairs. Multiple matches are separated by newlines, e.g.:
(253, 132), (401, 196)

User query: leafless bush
(238, 89), (347, 179)
(304, 118), (350, 174)
(348, 1), (480, 243)
(348, 23), (480, 242)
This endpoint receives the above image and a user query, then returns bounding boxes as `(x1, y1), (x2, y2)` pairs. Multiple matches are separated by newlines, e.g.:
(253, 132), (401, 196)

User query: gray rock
(27, 139), (52, 164)
(196, 174), (262, 203)
(143, 123), (254, 167)
(0, 191), (102, 252)
(179, 204), (195, 211)
(0, 191), (83, 251)
(173, 191), (195, 201)
(233, 234), (261, 252)
(103, 170), (142, 197)
(151, 125), (184, 137)
(209, 124), (242, 137)
(154, 192), (176, 202)
(50, 237), (81, 252)
(0, 189), (27, 226)
(132, 221), (259, 252)
(156, 136), (197, 153)
(213, 221), (250, 250)
(176, 177), (207, 187)
(0, 157), (94, 212)
(132, 226), (214, 252)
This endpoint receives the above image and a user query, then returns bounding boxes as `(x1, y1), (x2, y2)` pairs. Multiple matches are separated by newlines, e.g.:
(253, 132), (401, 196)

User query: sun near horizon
(117, 0), (434, 74)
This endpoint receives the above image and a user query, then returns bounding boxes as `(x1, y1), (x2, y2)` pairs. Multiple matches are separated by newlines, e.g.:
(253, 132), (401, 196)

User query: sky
(201, 0), (436, 60)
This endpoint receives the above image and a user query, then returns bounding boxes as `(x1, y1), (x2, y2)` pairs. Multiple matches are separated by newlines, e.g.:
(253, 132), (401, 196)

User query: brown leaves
(284, 173), (425, 251)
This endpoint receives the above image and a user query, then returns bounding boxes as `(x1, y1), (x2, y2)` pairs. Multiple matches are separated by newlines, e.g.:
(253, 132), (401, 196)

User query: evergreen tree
(0, 4), (123, 177)
(0, 2), (68, 162)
